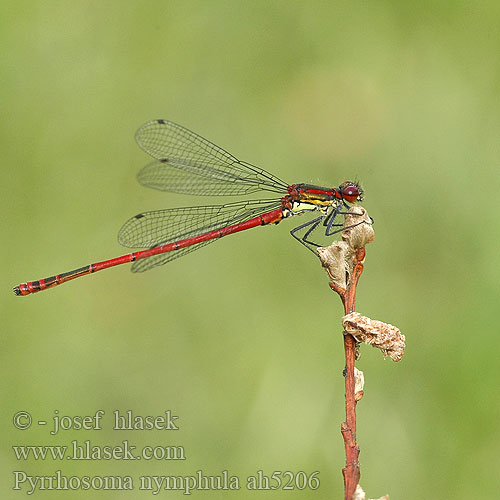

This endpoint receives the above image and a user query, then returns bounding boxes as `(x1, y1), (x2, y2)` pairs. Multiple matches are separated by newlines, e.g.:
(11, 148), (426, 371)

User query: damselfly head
(339, 181), (363, 203)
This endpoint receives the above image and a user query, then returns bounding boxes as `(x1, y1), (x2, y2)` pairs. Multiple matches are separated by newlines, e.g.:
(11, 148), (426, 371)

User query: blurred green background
(2, 1), (500, 498)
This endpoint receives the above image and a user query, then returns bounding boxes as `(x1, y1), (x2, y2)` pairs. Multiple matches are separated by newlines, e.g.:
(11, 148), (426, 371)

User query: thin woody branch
(317, 205), (404, 499)
(317, 206), (373, 500)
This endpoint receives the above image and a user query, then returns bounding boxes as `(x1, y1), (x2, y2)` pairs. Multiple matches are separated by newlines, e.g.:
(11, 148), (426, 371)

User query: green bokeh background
(2, 2), (500, 498)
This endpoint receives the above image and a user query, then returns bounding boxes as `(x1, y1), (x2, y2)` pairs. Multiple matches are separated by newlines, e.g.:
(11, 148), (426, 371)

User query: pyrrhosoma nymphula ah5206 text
(14, 120), (364, 296)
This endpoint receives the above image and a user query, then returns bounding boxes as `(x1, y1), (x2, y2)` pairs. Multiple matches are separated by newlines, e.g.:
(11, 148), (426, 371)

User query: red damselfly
(14, 119), (364, 296)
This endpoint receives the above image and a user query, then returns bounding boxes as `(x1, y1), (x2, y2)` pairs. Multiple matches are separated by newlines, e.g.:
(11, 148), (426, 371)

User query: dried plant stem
(318, 206), (373, 500)
(332, 247), (365, 500)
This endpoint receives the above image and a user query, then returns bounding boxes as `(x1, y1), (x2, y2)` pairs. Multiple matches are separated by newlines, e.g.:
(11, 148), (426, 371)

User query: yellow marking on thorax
(284, 202), (330, 218)
(298, 192), (337, 206)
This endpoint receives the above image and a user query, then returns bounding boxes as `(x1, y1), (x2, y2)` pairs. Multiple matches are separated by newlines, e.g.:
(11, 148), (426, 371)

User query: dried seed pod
(318, 205), (373, 290)
(342, 206), (375, 252)
(354, 367), (365, 401)
(353, 484), (390, 500)
(317, 241), (349, 289)
(343, 312), (405, 362)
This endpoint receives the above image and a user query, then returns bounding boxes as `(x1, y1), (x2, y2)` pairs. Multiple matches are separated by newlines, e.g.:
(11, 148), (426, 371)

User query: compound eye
(342, 185), (359, 203)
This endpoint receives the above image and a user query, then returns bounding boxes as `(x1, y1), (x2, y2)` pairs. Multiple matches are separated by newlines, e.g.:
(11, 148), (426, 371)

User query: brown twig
(317, 207), (374, 500)
(339, 247), (365, 499)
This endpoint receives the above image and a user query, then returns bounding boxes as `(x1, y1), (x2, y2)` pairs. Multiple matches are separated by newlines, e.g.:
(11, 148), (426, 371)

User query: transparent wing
(118, 199), (283, 272)
(135, 120), (288, 195)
